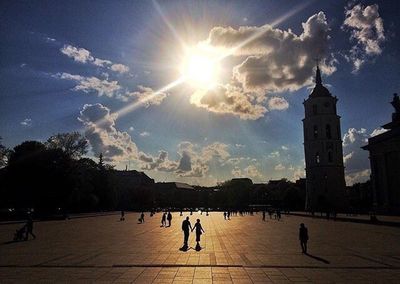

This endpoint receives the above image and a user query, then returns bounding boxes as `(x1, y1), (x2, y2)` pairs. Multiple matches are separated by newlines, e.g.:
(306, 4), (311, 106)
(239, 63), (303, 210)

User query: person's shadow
(305, 253), (330, 264)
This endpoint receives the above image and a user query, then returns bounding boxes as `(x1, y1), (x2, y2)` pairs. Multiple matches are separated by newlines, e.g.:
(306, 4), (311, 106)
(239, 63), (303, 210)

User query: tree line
(0, 133), (118, 217)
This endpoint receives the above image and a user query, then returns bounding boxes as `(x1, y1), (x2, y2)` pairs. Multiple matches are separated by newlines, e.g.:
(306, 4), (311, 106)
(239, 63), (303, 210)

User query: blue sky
(1, 0), (399, 186)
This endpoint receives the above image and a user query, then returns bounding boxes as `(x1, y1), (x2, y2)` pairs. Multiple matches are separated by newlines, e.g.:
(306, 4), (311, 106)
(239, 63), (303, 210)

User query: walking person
(223, 212), (227, 220)
(262, 210), (266, 221)
(25, 214), (36, 240)
(161, 213), (167, 227)
(138, 212), (145, 223)
(167, 212), (172, 227)
(299, 223), (309, 253)
(192, 219), (205, 251)
(180, 217), (192, 251)
(120, 210), (125, 221)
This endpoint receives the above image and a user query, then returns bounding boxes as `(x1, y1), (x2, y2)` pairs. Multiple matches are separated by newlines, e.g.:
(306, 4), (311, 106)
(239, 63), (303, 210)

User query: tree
(46, 132), (88, 159)
(0, 137), (9, 168)
(98, 153), (104, 169)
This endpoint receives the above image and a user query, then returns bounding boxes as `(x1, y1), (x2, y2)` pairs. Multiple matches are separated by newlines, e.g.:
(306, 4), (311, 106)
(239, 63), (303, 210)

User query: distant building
(109, 170), (155, 209)
(155, 182), (197, 209)
(230, 178), (253, 186)
(111, 170), (154, 185)
(302, 66), (346, 212)
(362, 94), (400, 213)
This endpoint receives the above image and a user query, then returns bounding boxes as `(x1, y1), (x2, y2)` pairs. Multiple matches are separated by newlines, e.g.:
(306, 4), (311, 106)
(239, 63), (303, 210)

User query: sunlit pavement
(1, 212), (400, 283)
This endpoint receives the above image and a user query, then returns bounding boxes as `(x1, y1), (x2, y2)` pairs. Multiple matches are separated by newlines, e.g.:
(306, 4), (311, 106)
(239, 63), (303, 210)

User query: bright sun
(180, 46), (221, 89)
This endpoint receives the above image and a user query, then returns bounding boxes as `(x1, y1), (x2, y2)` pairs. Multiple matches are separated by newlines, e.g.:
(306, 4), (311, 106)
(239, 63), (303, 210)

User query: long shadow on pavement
(305, 253), (330, 264)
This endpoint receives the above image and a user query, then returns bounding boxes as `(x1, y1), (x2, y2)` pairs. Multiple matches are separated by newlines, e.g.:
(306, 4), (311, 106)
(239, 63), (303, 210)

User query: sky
(1, 0), (399, 186)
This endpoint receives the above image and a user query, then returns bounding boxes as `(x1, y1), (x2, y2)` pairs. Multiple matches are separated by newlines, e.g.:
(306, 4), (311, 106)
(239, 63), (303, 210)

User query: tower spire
(315, 61), (322, 86)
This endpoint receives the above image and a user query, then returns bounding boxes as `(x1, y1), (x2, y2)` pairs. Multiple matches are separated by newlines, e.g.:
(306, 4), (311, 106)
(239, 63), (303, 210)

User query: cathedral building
(362, 94), (400, 213)
(303, 66), (346, 212)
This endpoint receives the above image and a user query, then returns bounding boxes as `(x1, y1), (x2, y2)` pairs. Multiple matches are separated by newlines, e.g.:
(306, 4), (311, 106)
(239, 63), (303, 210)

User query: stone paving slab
(1, 212), (400, 283)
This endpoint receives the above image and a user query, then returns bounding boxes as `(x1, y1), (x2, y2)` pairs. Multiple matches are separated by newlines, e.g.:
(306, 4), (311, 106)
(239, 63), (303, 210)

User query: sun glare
(181, 47), (221, 89)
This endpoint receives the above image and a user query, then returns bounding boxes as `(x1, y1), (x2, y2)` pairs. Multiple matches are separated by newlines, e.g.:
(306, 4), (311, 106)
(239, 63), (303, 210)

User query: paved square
(1, 212), (400, 283)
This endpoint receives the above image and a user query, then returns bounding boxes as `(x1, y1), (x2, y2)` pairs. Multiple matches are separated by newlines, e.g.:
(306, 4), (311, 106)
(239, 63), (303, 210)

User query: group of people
(262, 209), (282, 221)
(161, 212), (173, 227)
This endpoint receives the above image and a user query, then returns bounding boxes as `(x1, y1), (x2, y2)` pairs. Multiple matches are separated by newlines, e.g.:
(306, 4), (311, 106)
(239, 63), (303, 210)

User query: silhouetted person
(262, 211), (266, 221)
(161, 213), (167, 227)
(192, 219), (205, 251)
(180, 210), (183, 216)
(299, 223), (309, 253)
(120, 210), (125, 221)
(14, 225), (26, 241)
(181, 217), (192, 250)
(25, 215), (36, 240)
(139, 212), (144, 223)
(227, 211), (230, 220)
(167, 212), (172, 227)
(223, 212), (227, 220)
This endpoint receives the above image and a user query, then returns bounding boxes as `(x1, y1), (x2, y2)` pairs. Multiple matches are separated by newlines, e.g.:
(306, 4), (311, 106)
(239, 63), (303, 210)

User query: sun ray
(95, 76), (186, 127)
(152, 0), (187, 50)
(217, 1), (312, 61)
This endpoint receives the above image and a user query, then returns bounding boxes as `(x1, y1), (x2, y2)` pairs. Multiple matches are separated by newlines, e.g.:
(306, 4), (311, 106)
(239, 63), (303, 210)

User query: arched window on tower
(326, 124), (332, 139)
(315, 152), (320, 164)
(328, 150), (333, 163)
(313, 125), (318, 138)
(312, 104), (318, 115)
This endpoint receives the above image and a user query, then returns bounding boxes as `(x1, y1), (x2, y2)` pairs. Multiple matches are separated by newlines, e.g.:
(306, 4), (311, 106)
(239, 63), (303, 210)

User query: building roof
(309, 65), (332, 98)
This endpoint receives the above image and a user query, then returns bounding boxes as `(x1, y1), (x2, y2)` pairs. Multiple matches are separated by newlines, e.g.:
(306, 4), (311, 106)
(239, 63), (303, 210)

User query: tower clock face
(324, 102), (330, 107)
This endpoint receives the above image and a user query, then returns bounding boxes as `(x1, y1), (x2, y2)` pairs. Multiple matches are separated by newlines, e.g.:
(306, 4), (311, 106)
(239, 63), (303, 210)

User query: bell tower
(302, 65), (346, 212)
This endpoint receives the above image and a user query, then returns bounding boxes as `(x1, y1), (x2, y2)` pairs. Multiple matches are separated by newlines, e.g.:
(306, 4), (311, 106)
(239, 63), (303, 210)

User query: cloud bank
(342, 4), (385, 72)
(190, 11), (335, 120)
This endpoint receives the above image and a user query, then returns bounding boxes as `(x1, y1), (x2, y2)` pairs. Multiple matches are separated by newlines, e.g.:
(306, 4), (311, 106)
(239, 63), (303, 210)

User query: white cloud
(268, 97), (289, 110)
(111, 64), (130, 74)
(281, 145), (289, 151)
(78, 103), (138, 162)
(345, 169), (371, 185)
(207, 11), (335, 94)
(56, 72), (121, 98)
(274, 163), (285, 171)
(244, 165), (263, 179)
(122, 85), (168, 107)
(93, 58), (112, 67)
(342, 127), (371, 185)
(370, 127), (388, 137)
(292, 167), (305, 181)
(20, 118), (32, 127)
(190, 84), (267, 120)
(138, 141), (231, 178)
(342, 4), (385, 72)
(231, 166), (242, 177)
(129, 126), (134, 132)
(268, 151), (280, 158)
(60, 45), (93, 63)
(140, 131), (150, 137)
(60, 44), (130, 74)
